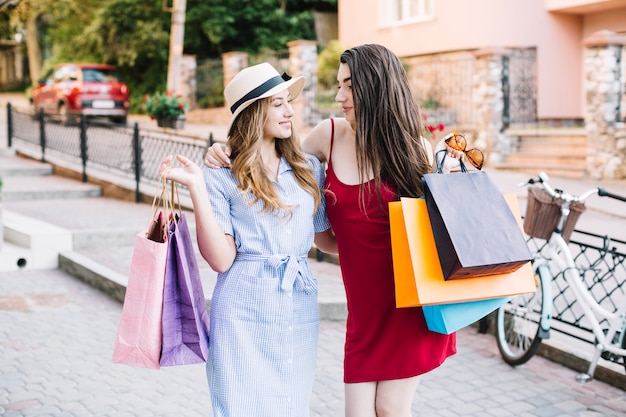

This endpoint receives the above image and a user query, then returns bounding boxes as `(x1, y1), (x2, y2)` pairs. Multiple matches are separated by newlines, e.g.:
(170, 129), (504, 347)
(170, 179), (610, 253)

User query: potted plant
(143, 92), (190, 129)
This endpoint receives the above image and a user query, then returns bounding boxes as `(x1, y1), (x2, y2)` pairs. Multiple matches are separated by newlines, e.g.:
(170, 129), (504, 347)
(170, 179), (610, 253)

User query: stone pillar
(221, 51), (249, 90)
(583, 30), (626, 180)
(287, 40), (318, 130)
(472, 47), (510, 164)
(180, 54), (197, 109)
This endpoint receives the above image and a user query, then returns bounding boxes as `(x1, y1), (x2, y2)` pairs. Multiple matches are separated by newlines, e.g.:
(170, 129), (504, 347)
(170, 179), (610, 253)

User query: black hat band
(230, 75), (285, 114)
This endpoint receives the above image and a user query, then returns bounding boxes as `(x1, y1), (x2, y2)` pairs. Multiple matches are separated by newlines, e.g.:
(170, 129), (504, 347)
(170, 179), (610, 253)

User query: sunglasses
(444, 133), (484, 170)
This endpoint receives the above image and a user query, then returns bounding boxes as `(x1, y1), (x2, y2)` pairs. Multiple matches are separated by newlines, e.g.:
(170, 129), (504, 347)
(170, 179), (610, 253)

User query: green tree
(7, 0), (337, 110)
(185, 0), (320, 56)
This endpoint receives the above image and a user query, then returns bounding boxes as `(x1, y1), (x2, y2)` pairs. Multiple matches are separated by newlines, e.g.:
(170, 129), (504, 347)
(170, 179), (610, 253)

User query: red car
(31, 63), (130, 124)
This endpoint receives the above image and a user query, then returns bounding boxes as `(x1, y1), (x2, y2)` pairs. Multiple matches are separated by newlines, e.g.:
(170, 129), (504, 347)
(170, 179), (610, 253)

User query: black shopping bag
(422, 170), (532, 280)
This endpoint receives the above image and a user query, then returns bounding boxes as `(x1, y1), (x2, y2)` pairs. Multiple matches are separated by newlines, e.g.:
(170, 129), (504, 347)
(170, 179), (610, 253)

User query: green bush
(317, 40), (345, 89)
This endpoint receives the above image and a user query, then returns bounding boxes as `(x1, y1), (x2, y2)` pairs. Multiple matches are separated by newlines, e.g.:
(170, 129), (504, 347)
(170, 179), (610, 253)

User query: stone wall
(583, 30), (626, 180)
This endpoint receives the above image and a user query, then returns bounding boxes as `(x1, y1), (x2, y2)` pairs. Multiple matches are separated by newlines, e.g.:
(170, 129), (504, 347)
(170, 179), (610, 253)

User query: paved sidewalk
(1, 267), (626, 417)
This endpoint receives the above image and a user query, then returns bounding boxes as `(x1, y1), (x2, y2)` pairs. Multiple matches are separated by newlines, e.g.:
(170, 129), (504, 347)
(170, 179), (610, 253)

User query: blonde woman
(160, 63), (336, 417)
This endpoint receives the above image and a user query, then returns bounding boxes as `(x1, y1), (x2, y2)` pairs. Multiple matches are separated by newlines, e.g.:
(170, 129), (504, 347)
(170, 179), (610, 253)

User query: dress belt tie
(235, 253), (317, 294)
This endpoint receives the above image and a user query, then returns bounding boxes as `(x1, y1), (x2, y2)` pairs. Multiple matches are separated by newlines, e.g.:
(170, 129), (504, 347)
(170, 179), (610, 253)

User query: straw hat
(225, 62), (306, 133)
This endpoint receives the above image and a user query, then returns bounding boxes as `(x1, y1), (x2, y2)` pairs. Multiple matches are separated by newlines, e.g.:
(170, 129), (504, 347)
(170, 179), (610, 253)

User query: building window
(380, 0), (434, 26)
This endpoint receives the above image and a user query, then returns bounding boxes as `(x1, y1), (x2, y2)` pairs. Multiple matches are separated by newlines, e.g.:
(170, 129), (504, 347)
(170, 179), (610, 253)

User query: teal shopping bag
(422, 297), (512, 335)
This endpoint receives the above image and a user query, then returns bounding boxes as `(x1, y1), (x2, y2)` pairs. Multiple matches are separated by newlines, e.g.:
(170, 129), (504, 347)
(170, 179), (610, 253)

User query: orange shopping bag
(390, 193), (536, 307)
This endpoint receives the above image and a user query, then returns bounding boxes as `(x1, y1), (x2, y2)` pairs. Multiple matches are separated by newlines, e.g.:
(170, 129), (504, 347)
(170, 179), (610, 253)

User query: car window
(81, 68), (121, 83)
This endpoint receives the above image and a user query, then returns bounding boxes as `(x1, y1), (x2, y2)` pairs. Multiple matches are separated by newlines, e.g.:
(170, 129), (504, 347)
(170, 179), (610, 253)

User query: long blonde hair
(227, 98), (321, 216)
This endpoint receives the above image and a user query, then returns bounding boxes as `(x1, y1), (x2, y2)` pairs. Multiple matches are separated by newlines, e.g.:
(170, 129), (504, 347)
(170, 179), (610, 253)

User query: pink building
(336, 0), (626, 179)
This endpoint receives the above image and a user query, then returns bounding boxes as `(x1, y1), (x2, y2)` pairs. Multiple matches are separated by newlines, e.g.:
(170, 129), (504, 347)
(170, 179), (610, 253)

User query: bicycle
(495, 172), (626, 382)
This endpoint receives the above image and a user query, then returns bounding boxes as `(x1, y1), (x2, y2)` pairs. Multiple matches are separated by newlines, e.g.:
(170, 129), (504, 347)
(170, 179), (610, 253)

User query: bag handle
(147, 177), (179, 234)
(435, 149), (468, 174)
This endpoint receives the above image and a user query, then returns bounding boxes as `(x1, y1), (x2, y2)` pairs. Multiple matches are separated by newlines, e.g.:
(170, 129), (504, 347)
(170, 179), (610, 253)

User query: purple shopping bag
(160, 213), (210, 366)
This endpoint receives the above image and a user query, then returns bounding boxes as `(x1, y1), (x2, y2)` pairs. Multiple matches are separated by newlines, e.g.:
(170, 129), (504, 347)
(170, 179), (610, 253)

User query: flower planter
(157, 117), (186, 130)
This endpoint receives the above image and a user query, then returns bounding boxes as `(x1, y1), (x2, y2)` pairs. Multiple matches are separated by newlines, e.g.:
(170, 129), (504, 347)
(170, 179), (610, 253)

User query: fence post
(38, 109), (46, 162)
(79, 115), (88, 182)
(133, 123), (141, 203)
(7, 103), (12, 148)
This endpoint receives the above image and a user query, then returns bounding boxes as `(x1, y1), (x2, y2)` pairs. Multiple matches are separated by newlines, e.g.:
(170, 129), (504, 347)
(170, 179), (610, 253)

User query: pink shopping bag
(112, 215), (168, 370)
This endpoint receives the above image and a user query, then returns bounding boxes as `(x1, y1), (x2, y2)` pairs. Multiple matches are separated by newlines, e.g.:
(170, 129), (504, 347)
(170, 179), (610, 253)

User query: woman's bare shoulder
(302, 118), (334, 161)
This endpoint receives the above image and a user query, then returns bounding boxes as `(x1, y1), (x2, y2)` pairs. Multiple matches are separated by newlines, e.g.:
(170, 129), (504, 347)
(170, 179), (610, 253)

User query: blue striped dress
(202, 155), (331, 417)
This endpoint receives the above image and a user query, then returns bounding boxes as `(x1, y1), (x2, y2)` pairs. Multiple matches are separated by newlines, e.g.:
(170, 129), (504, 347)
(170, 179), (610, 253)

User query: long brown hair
(340, 44), (431, 207)
(227, 98), (321, 216)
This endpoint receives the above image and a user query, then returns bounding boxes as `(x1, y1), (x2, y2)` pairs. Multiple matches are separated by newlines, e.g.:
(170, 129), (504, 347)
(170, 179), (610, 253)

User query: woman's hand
(432, 133), (464, 173)
(204, 143), (232, 168)
(436, 132), (464, 160)
(159, 154), (204, 189)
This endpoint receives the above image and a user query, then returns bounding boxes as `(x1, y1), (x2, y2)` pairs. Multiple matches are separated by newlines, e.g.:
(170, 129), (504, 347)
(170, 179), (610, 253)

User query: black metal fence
(7, 104), (213, 203)
(527, 229), (626, 347)
(502, 48), (538, 128)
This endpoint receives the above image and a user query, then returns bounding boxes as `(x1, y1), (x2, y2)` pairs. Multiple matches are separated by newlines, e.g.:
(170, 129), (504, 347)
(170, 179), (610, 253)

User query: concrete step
(500, 127), (588, 179)
(503, 153), (586, 167)
(517, 143), (587, 156)
(0, 175), (102, 201)
(1, 210), (73, 271)
(492, 162), (586, 179)
(0, 155), (54, 177)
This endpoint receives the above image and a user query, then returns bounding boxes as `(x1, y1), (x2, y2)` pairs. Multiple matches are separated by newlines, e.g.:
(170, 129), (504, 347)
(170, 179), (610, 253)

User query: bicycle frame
(537, 206), (626, 379)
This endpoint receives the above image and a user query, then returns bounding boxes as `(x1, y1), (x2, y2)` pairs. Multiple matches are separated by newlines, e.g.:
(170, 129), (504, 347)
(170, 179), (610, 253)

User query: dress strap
(328, 118), (335, 168)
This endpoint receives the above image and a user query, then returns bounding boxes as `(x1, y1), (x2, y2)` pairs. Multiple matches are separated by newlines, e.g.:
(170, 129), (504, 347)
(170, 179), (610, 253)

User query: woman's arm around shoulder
(302, 118), (334, 163)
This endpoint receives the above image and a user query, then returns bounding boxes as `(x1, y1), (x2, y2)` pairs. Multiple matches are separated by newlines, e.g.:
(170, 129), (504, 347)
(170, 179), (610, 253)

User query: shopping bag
(422, 297), (512, 335)
(160, 212), (211, 366)
(422, 170), (533, 280)
(112, 178), (173, 370)
(112, 216), (168, 370)
(390, 194), (535, 307)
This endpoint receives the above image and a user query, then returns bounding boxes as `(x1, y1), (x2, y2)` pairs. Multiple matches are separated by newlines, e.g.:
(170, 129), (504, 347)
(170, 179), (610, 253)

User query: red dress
(325, 119), (456, 383)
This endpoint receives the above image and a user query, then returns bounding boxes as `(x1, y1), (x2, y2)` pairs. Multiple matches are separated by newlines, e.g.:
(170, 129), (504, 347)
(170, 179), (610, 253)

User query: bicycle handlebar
(598, 188), (626, 202)
(519, 172), (626, 204)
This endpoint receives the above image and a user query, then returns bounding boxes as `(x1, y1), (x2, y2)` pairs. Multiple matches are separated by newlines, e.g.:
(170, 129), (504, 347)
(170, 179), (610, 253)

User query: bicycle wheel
(495, 264), (551, 366)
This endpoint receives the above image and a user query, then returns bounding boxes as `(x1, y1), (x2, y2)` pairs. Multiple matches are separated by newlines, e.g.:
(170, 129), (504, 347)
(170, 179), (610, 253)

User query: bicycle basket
(523, 185), (586, 242)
